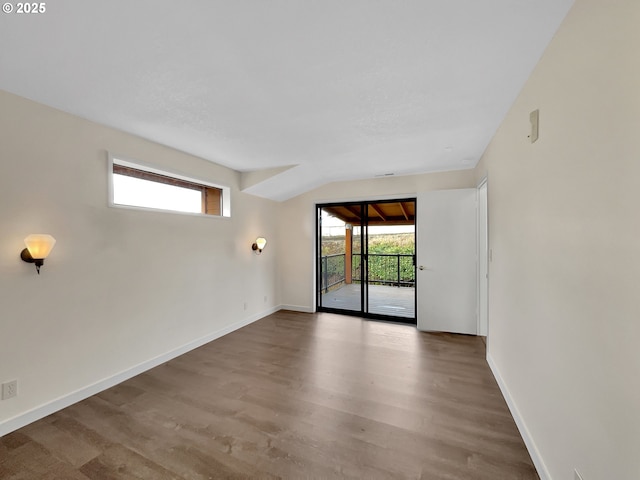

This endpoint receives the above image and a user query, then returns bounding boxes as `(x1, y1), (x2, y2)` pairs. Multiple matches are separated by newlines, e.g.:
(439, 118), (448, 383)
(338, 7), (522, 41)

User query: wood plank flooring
(0, 311), (538, 479)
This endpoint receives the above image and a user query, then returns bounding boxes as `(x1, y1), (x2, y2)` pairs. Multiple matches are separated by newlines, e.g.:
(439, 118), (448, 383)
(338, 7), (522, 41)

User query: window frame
(108, 154), (231, 218)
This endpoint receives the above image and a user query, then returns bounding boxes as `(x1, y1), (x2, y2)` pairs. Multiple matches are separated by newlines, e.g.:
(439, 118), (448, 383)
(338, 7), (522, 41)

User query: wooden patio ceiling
(323, 201), (415, 226)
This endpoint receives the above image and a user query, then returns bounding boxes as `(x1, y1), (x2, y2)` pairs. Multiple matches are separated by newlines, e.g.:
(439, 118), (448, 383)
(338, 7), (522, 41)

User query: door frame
(477, 177), (489, 337)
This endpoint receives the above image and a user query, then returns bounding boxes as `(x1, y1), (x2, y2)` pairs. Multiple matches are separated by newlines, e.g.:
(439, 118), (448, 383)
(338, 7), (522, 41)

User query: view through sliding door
(317, 203), (364, 314)
(317, 199), (416, 324)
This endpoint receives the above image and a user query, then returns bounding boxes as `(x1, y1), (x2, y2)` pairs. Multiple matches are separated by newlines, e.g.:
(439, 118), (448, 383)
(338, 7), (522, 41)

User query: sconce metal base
(21, 248), (44, 274)
(20, 248), (34, 263)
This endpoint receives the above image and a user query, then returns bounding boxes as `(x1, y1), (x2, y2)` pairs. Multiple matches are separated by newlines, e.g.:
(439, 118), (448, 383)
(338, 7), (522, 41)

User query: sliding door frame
(316, 198), (417, 325)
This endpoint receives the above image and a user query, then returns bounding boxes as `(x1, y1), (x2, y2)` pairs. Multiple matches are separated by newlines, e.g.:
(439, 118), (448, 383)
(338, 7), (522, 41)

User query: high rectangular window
(109, 157), (230, 217)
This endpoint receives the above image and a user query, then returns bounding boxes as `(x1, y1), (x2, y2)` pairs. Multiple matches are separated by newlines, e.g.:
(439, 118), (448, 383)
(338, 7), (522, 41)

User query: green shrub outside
(321, 233), (415, 286)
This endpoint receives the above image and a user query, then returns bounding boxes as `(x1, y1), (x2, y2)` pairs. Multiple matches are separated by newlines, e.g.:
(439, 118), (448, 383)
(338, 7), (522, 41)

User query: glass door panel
(318, 204), (363, 313)
(366, 223), (415, 319)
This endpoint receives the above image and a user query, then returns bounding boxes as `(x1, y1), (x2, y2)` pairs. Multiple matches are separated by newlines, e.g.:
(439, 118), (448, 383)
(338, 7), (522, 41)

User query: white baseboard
(486, 353), (551, 480)
(0, 306), (280, 437)
(279, 304), (315, 313)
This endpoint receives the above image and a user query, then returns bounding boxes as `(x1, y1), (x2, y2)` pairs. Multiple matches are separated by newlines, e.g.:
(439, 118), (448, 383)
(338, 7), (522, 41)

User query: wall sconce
(252, 237), (267, 255)
(20, 234), (56, 274)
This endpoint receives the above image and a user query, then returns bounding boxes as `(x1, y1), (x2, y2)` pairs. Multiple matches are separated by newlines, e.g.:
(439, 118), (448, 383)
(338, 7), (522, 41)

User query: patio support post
(345, 224), (352, 284)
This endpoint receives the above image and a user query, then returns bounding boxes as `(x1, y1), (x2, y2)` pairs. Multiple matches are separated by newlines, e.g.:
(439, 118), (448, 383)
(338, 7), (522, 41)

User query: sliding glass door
(317, 199), (416, 324)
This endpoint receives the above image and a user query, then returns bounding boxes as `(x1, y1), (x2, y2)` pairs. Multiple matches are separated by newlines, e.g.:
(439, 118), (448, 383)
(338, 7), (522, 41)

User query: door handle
(419, 265), (425, 271)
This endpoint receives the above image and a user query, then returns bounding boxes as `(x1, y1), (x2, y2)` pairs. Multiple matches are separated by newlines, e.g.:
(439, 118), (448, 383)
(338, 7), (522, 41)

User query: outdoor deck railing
(321, 253), (415, 293)
(321, 254), (346, 292)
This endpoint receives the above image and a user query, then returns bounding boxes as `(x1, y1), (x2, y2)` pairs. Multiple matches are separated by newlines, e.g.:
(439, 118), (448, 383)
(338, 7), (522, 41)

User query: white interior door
(417, 189), (477, 334)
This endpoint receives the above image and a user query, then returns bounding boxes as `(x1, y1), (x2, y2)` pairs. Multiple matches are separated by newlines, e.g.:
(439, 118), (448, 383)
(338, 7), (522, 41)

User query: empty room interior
(1, 1), (638, 479)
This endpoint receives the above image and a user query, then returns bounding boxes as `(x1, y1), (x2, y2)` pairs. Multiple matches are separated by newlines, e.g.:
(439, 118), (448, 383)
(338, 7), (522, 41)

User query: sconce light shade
(21, 234), (56, 274)
(252, 237), (267, 254)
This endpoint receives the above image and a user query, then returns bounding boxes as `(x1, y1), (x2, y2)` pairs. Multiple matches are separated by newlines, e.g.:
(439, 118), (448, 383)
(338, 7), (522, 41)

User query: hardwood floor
(0, 311), (538, 479)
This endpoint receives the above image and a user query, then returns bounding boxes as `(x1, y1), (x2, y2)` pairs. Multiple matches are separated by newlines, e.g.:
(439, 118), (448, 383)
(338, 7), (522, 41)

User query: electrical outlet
(574, 469), (584, 480)
(2, 380), (17, 400)
(264, 295), (267, 303)
(243, 302), (248, 311)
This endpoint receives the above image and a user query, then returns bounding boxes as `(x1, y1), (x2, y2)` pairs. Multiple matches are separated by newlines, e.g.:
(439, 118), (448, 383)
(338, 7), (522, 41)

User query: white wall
(0, 91), (279, 434)
(278, 170), (476, 311)
(475, 0), (640, 478)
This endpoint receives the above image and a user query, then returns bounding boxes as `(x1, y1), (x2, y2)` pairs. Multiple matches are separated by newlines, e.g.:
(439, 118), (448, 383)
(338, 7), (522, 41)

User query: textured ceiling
(0, 0), (573, 200)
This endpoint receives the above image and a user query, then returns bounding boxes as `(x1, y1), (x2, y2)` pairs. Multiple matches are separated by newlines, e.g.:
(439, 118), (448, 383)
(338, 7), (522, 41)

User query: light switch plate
(530, 109), (539, 143)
